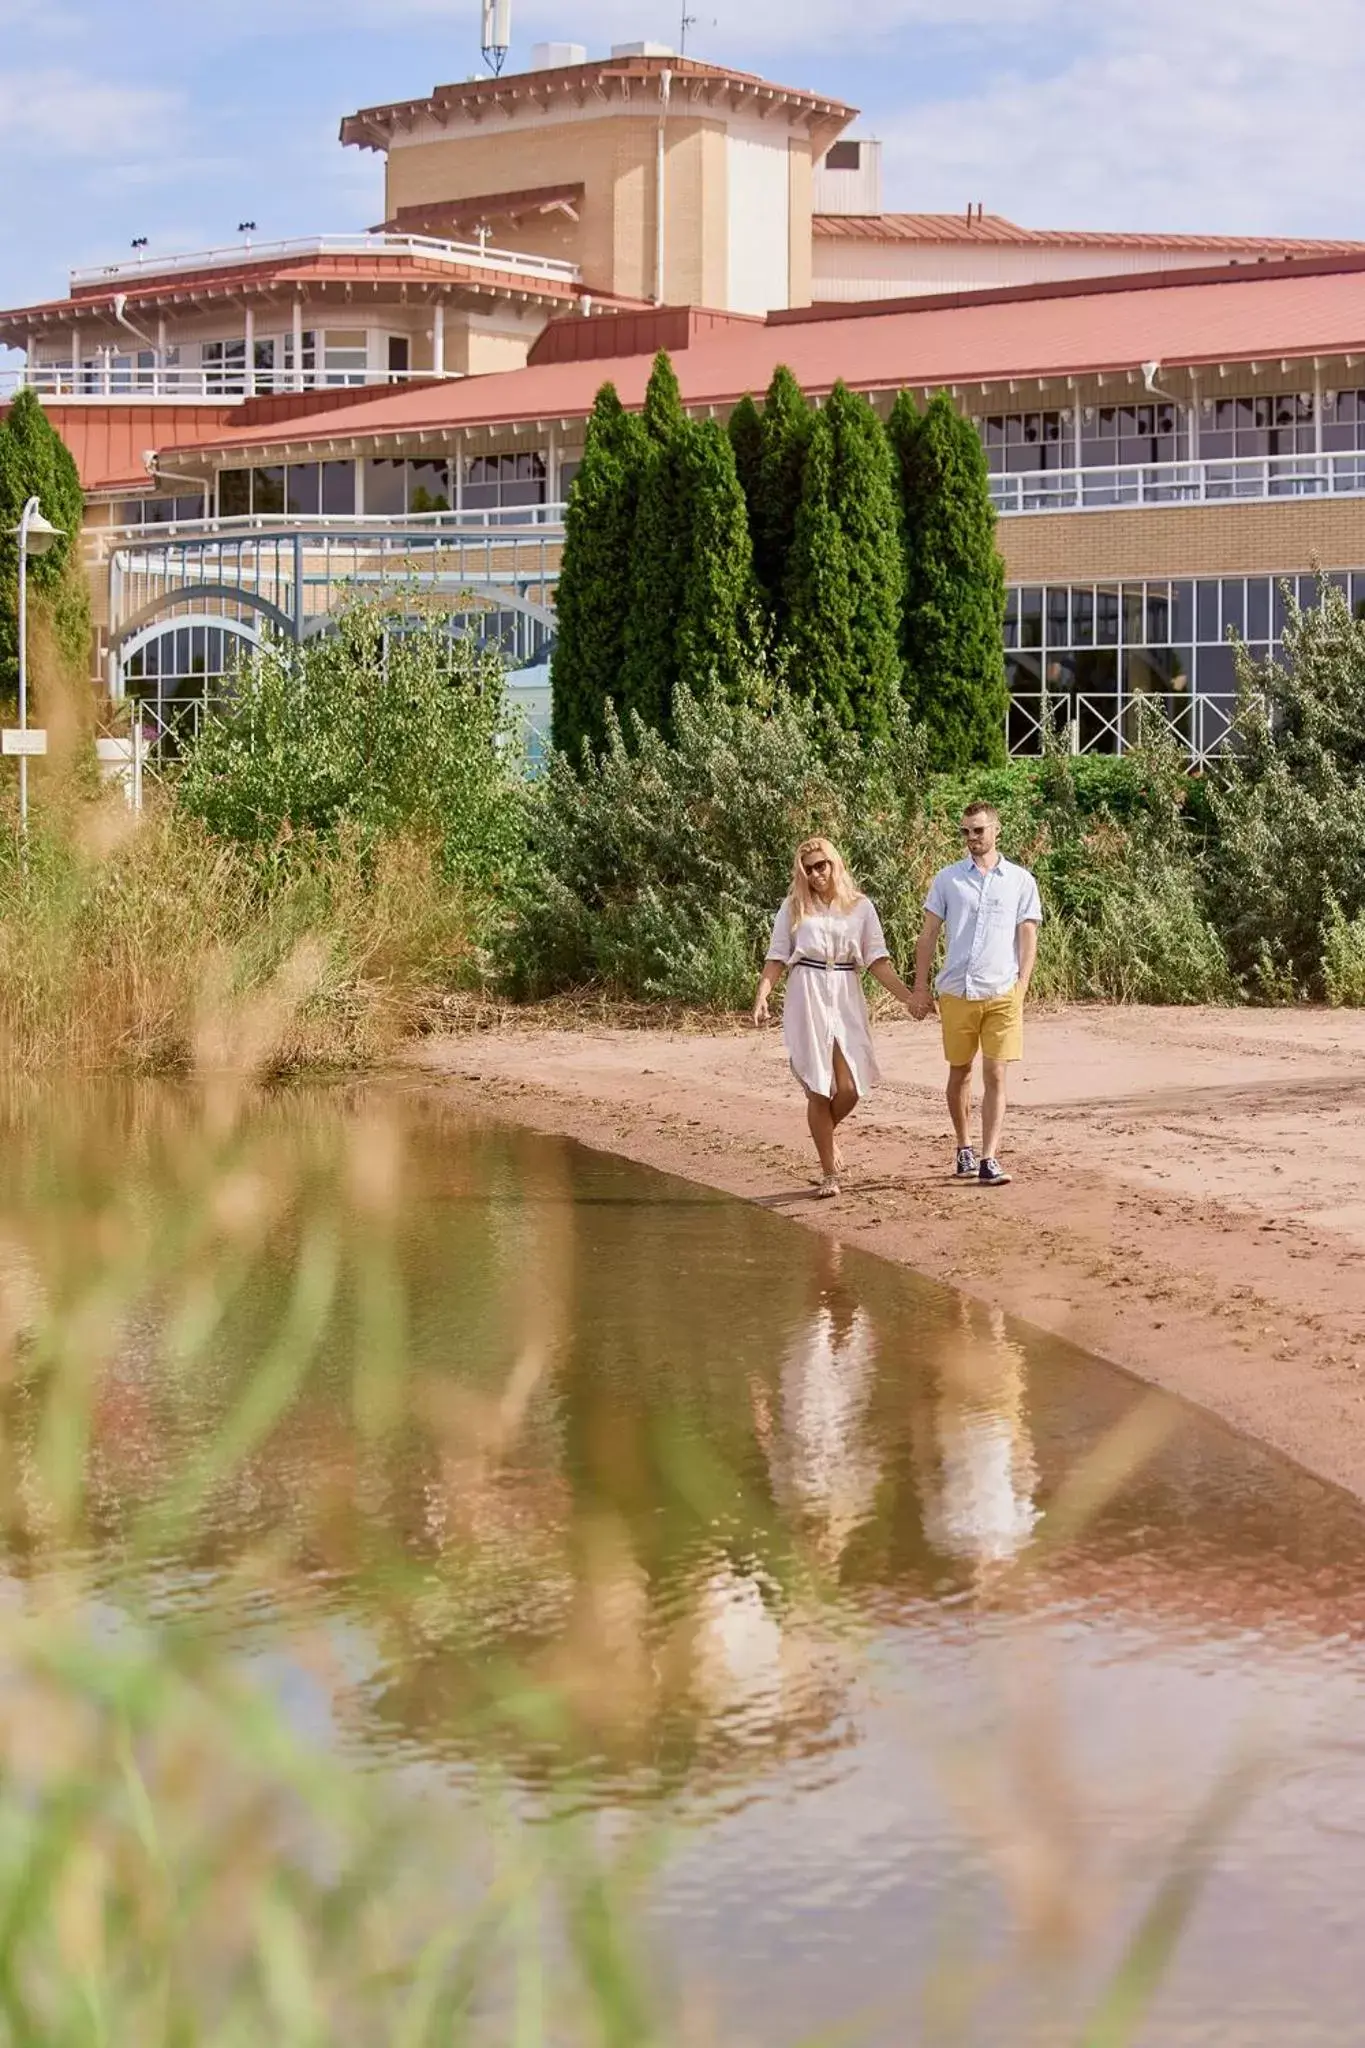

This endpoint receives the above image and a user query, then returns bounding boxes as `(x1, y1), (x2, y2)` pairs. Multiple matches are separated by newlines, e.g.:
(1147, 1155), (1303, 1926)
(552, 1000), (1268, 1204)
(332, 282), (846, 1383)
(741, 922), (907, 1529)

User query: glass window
(387, 336), (410, 380)
(1145, 584), (1172, 642)
(219, 470), (251, 519)
(1070, 588), (1094, 646)
(283, 331), (317, 378)
(1220, 581), (1246, 638)
(253, 338), (279, 393)
(1170, 581), (1193, 642)
(1046, 587), (1069, 644)
(320, 461), (356, 516)
(1197, 644), (1237, 698)
(285, 464), (320, 516)
(202, 338), (247, 395)
(1074, 648), (1118, 695)
(407, 459), (451, 515)
(323, 329), (368, 386)
(1018, 587), (1043, 648)
(1246, 579), (1270, 640)
(364, 459), (407, 516)
(1196, 581), (1220, 641)
(1095, 587), (1120, 645)
(1003, 588), (1019, 649)
(253, 467), (285, 516)
(1122, 589), (1144, 643)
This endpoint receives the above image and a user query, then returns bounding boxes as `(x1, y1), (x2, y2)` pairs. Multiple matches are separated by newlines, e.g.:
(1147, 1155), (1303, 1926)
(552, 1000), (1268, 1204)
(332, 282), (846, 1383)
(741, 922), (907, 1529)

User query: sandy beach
(410, 1004), (1365, 1500)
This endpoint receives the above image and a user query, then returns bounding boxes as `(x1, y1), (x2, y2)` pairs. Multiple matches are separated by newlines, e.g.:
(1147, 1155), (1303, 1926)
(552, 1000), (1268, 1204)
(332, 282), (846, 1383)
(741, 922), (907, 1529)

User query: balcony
(0, 362), (457, 402)
(68, 231), (581, 291)
(990, 448), (1365, 515)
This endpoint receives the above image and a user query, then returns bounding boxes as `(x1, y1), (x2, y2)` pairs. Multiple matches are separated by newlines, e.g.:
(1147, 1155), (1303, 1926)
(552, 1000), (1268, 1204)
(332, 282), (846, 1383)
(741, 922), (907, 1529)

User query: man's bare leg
(946, 1063), (974, 1148)
(981, 1057), (1009, 1160)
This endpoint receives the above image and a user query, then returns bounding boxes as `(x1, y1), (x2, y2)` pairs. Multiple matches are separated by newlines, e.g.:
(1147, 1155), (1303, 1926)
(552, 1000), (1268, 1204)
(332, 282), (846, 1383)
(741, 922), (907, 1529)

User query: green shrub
(176, 604), (528, 914)
(550, 383), (649, 762)
(1208, 582), (1365, 997)
(502, 683), (929, 1005)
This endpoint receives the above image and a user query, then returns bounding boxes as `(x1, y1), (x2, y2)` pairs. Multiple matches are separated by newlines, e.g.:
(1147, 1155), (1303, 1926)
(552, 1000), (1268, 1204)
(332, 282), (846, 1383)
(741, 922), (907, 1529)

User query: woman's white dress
(766, 896), (889, 1100)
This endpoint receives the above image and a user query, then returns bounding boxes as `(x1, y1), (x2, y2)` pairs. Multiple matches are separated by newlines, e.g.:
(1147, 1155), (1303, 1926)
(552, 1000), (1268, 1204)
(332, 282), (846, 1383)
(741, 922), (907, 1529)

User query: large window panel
(320, 461), (356, 516)
(407, 460), (451, 515)
(218, 471), (251, 519)
(253, 467), (286, 516)
(364, 459), (407, 516)
(285, 464), (320, 516)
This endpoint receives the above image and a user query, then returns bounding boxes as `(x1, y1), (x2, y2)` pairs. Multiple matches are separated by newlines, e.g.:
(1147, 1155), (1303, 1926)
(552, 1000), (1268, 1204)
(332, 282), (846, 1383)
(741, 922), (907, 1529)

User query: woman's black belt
(794, 957), (858, 971)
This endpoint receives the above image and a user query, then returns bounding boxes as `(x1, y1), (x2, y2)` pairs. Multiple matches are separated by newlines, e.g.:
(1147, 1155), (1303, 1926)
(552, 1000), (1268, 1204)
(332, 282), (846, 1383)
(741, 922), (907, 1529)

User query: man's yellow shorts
(938, 987), (1025, 1066)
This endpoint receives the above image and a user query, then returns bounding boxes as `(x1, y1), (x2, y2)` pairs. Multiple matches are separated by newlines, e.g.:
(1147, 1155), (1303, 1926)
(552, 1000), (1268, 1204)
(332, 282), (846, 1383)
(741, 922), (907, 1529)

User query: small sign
(2, 729), (47, 757)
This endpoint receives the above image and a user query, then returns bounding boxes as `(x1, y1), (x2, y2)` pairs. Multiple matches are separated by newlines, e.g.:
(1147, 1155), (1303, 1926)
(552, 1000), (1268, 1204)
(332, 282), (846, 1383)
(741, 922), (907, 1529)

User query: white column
(244, 304), (255, 393)
(433, 297), (446, 377)
(157, 315), (168, 394)
(70, 326), (81, 392)
(292, 298), (305, 390)
(546, 422), (559, 507)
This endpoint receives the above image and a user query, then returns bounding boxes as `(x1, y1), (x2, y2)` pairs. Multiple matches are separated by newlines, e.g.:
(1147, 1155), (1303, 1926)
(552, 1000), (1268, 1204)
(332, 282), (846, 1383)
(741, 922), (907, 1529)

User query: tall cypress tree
(898, 389), (1008, 769)
(550, 382), (648, 761)
(619, 352), (689, 738)
(727, 394), (763, 538)
(754, 364), (812, 629)
(674, 420), (758, 706)
(0, 388), (90, 705)
(783, 382), (902, 740)
(782, 412), (858, 730)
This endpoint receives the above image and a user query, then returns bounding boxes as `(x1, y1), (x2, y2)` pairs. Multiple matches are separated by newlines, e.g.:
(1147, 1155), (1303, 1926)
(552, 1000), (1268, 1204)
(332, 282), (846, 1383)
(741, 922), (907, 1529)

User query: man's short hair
(961, 801), (1000, 825)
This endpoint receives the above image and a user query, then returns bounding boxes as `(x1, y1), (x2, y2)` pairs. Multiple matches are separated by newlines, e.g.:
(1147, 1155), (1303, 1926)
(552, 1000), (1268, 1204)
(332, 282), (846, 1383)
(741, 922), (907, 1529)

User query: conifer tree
(619, 352), (689, 736)
(726, 394), (763, 535)
(0, 388), (91, 705)
(897, 389), (1008, 769)
(673, 420), (758, 705)
(783, 382), (902, 739)
(754, 364), (811, 628)
(549, 382), (648, 761)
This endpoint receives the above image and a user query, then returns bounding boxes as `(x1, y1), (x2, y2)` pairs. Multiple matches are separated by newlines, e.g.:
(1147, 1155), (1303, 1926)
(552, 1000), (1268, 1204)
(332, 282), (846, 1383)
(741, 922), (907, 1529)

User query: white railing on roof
(0, 363), (461, 402)
(91, 507), (569, 549)
(991, 447), (1365, 514)
(69, 232), (581, 290)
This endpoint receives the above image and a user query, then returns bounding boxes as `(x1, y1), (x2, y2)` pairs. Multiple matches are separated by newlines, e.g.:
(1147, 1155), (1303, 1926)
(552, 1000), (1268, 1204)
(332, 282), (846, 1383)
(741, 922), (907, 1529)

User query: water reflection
(1, 1080), (1364, 2043)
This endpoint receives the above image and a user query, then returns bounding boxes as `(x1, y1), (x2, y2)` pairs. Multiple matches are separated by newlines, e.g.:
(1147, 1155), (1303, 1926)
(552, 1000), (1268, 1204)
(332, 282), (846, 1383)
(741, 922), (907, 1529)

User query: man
(908, 802), (1042, 1187)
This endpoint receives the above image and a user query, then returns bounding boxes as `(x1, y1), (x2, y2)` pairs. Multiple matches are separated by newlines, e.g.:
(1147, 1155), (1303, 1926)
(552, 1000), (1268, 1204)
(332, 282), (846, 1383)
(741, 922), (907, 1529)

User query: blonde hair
(787, 836), (860, 925)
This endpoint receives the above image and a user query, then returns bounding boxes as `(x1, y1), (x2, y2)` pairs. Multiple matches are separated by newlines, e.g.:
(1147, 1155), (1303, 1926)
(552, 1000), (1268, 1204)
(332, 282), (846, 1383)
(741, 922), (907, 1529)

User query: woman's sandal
(816, 1172), (841, 1199)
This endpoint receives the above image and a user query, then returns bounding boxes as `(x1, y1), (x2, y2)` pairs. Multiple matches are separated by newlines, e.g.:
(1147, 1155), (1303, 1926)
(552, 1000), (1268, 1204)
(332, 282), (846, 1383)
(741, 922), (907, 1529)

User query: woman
(752, 837), (914, 1198)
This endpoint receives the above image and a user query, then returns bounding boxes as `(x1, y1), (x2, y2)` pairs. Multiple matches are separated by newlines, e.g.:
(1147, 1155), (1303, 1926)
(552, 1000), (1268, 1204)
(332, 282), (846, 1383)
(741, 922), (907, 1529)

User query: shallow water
(3, 1078), (1365, 2043)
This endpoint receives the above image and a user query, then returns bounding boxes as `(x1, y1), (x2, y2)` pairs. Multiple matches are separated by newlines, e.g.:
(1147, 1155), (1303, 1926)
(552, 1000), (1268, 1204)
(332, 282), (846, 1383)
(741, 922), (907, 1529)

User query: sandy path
(408, 1005), (1365, 1499)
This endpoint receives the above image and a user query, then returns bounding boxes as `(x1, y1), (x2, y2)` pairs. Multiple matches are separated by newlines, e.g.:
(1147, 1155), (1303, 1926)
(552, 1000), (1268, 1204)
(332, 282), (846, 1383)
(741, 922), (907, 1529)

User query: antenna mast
(679, 4), (697, 52)
(481, 0), (511, 74)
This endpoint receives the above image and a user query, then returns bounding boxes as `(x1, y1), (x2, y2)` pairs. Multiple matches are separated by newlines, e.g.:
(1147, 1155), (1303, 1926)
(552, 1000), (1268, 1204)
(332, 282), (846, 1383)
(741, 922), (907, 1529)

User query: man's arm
(1015, 919), (1039, 996)
(910, 912), (943, 1020)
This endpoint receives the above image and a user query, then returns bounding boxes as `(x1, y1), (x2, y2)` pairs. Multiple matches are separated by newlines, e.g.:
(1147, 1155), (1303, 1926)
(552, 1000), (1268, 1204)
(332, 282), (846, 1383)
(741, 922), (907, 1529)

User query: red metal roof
(814, 212), (1365, 255)
(341, 54), (855, 153)
(154, 260), (1365, 471)
(0, 251), (589, 342)
(7, 404), (237, 493)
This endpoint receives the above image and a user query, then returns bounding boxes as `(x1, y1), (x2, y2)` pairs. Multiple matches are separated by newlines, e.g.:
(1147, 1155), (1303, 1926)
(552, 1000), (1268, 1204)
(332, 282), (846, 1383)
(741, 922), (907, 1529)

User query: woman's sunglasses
(803, 859), (831, 877)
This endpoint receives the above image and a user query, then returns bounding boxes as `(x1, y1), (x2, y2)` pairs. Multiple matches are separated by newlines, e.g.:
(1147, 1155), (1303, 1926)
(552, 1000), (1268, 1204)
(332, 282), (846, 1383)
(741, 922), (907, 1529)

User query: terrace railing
(990, 448), (1365, 515)
(1, 363), (461, 402)
(68, 232), (581, 290)
(1006, 692), (1237, 766)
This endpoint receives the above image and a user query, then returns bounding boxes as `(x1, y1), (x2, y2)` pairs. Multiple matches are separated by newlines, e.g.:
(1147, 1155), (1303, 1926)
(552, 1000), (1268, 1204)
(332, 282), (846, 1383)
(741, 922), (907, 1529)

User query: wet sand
(409, 1005), (1365, 1501)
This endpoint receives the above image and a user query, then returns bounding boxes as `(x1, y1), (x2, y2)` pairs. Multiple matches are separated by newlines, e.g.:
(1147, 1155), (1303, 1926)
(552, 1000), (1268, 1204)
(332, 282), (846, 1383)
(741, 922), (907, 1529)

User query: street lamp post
(11, 494), (63, 831)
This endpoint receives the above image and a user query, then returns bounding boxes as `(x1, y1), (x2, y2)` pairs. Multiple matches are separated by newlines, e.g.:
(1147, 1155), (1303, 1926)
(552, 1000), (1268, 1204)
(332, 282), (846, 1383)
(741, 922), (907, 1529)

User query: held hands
(905, 986), (934, 1023)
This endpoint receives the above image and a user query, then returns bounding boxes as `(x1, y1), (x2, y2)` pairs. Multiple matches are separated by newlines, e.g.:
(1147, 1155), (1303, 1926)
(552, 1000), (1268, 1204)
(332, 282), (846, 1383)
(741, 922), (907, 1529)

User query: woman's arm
(752, 957), (787, 1027)
(867, 958), (914, 1008)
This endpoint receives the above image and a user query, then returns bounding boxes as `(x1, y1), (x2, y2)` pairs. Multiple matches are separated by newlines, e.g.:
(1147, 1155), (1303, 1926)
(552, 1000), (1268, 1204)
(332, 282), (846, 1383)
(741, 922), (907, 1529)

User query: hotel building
(3, 41), (1365, 759)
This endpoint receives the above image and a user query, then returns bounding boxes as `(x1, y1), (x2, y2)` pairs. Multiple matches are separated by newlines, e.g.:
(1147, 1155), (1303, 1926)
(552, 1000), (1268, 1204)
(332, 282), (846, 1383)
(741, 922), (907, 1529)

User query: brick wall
(999, 497), (1365, 583)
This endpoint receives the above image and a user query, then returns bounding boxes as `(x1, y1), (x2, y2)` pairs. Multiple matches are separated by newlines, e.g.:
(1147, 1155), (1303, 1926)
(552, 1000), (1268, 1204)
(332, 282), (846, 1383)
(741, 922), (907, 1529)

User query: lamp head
(15, 498), (63, 556)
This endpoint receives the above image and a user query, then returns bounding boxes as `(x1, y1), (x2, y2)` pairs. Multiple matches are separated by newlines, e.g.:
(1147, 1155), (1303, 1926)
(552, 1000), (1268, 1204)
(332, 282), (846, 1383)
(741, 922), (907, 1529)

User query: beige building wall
(787, 143), (814, 307)
(999, 498), (1365, 584)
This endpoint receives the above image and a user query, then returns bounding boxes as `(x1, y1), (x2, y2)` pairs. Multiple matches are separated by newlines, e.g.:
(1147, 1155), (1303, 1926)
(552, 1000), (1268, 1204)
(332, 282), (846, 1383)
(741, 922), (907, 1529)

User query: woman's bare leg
(828, 1043), (860, 1171)
(805, 1088), (837, 1175)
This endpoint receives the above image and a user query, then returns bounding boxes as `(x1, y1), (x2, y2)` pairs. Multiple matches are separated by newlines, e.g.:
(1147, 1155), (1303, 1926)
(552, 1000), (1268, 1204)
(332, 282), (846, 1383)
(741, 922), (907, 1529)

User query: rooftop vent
(530, 40), (587, 67)
(610, 40), (675, 56)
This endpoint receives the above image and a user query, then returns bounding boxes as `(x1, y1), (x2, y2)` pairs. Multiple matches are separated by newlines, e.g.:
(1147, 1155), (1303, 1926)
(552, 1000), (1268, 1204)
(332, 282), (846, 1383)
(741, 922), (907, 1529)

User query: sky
(1, 0), (1362, 314)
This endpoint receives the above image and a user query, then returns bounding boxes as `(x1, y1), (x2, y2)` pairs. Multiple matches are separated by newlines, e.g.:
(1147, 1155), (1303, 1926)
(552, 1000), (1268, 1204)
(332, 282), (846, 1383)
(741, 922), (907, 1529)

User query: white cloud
(875, 0), (1365, 233)
(0, 69), (177, 157)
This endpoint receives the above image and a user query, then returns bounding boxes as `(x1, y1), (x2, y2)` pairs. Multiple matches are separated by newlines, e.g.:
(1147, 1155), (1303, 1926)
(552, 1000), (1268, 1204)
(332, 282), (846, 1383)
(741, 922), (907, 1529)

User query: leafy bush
(175, 605), (528, 913)
(1207, 583), (1365, 998)
(502, 683), (929, 1006)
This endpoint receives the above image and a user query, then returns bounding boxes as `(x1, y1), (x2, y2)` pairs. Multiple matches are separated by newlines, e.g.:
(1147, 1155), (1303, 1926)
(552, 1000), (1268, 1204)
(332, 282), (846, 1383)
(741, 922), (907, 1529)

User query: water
(2, 1078), (1364, 2043)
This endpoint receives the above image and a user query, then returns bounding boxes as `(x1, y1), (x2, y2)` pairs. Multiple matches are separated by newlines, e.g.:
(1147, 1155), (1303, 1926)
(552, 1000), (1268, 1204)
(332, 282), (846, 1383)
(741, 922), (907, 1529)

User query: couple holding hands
(751, 804), (1043, 1198)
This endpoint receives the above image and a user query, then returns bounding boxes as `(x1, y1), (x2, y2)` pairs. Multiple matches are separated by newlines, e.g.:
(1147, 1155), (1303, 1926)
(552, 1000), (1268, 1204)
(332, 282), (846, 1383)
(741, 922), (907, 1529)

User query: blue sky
(1, 0), (1361, 312)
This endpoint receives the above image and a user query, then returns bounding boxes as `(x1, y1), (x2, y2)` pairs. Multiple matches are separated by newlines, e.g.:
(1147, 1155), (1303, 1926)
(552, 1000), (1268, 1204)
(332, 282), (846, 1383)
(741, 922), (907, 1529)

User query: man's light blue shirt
(925, 855), (1043, 1000)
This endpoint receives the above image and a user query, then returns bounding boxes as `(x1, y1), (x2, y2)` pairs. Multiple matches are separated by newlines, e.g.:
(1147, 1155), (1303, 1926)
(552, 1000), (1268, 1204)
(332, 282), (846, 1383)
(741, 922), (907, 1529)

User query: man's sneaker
(979, 1156), (1012, 1187)
(954, 1146), (979, 1179)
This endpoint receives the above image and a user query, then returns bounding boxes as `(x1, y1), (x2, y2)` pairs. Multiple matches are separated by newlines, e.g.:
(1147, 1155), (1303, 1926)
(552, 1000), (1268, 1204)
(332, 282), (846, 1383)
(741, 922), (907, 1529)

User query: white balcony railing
(90, 507), (569, 552)
(69, 231), (581, 291)
(0, 362), (461, 402)
(1006, 691), (1236, 766)
(990, 448), (1365, 515)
